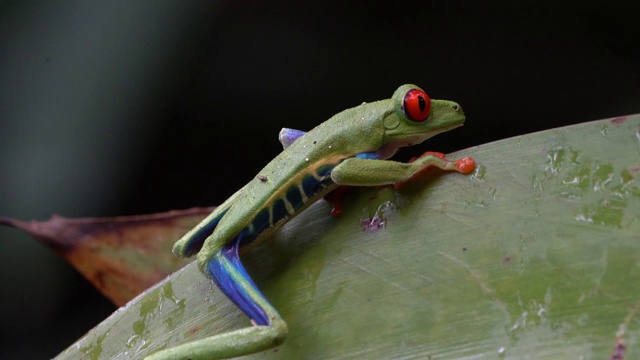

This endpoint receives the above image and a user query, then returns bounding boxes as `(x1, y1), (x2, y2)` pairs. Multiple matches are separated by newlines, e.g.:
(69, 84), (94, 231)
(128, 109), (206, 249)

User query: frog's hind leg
(208, 239), (285, 328)
(172, 207), (230, 257)
(174, 186), (250, 258)
(148, 238), (287, 360)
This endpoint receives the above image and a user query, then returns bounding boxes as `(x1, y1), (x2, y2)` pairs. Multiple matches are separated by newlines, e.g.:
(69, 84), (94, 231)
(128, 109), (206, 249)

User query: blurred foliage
(1, 208), (213, 306)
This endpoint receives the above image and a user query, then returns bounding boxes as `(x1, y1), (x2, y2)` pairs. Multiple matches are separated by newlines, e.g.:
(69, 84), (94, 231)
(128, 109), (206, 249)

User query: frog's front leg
(393, 151), (476, 188)
(331, 153), (475, 186)
(147, 238), (287, 360)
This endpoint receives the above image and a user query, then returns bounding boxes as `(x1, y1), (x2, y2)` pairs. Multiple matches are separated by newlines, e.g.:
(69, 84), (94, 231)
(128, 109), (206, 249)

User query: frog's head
(379, 84), (465, 156)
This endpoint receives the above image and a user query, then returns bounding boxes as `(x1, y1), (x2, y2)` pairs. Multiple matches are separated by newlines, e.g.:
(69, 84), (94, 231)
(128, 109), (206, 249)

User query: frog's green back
(182, 84), (466, 264)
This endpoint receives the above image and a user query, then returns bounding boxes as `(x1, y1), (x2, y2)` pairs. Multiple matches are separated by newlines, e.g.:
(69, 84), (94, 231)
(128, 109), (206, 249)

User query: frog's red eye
(402, 88), (431, 122)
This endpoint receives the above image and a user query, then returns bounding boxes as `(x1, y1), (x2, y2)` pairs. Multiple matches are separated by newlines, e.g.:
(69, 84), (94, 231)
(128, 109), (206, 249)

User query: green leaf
(58, 115), (640, 359)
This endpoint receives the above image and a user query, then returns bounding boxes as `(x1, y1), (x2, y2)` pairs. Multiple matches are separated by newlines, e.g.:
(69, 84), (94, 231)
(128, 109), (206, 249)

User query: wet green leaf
(59, 115), (639, 359)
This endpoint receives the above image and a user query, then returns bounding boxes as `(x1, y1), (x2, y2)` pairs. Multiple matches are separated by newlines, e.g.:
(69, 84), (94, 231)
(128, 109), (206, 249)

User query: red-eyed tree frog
(147, 84), (475, 359)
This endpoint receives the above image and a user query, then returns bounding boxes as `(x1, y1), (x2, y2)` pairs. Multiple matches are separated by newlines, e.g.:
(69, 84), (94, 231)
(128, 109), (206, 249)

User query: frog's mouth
(378, 123), (463, 160)
(408, 123), (463, 145)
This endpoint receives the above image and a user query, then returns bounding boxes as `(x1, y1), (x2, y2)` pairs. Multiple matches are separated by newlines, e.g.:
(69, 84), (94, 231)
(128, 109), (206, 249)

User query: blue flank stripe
(316, 164), (334, 177)
(301, 174), (334, 197)
(272, 199), (289, 226)
(286, 185), (303, 211)
(237, 163), (338, 250)
(252, 208), (271, 236)
(237, 207), (270, 248)
(300, 174), (319, 198)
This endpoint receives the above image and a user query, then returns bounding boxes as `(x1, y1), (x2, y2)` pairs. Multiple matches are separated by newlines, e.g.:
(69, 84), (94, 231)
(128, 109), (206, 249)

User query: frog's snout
(449, 102), (465, 123)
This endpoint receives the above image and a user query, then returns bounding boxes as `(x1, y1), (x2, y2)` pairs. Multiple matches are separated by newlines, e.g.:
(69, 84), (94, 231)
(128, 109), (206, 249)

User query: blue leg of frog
(207, 237), (281, 327)
(150, 235), (287, 360)
(154, 210), (287, 360)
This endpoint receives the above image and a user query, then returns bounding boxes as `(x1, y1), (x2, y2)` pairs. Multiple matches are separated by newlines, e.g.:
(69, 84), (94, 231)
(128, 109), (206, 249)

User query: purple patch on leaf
(359, 201), (397, 232)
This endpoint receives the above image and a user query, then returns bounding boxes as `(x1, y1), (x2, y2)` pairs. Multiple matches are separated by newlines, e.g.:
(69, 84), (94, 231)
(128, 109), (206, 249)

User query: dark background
(1, 2), (639, 358)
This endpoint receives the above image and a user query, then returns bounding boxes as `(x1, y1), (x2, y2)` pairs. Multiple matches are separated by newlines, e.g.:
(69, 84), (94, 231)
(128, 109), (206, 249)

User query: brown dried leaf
(0, 207), (213, 306)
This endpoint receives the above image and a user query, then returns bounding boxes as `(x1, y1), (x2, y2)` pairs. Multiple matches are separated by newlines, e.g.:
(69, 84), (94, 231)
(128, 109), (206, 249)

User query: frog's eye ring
(402, 88), (431, 122)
